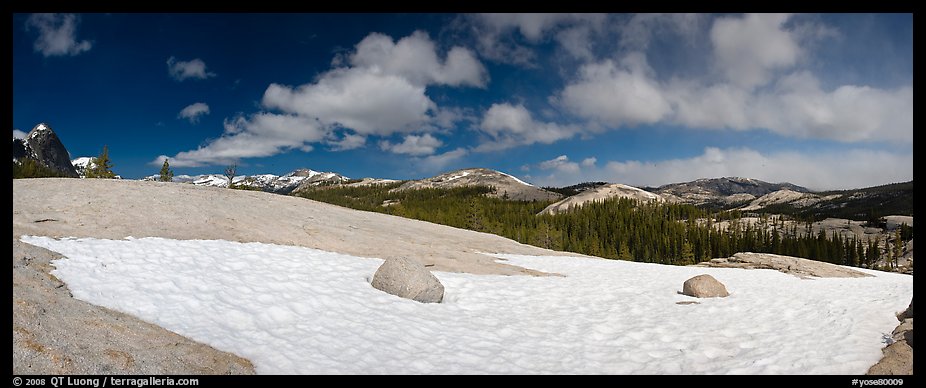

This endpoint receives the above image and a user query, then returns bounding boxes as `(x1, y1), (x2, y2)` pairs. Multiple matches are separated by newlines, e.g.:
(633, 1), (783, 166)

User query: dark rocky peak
(15, 123), (79, 177)
(27, 123), (80, 177)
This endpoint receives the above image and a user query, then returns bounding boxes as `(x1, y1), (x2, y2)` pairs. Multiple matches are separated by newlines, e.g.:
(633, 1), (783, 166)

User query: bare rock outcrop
(371, 257), (445, 303)
(867, 299), (913, 375)
(693, 252), (872, 279)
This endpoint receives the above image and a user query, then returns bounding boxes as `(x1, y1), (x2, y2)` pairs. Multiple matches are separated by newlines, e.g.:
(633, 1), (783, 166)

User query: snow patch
(21, 236), (912, 375)
(444, 170), (472, 182)
(498, 171), (534, 187)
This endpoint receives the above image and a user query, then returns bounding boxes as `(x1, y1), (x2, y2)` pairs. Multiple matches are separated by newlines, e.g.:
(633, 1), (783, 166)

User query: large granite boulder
(371, 257), (444, 303)
(681, 274), (729, 298)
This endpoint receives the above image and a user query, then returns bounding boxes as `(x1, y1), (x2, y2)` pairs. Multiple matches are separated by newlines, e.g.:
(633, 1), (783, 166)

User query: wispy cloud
(326, 132), (367, 151)
(167, 57), (216, 81)
(25, 13), (92, 57)
(462, 13), (606, 66)
(538, 155), (580, 173)
(417, 148), (468, 173)
(177, 102), (210, 124)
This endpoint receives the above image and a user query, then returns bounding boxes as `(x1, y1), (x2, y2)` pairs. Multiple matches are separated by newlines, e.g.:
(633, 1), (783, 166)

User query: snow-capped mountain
(145, 168), (350, 194)
(396, 168), (562, 202)
(13, 123), (80, 177)
(70, 157), (95, 178)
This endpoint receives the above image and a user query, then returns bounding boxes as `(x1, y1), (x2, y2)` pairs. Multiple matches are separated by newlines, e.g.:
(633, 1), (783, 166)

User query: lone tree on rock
(86, 145), (116, 179)
(159, 159), (174, 182)
(224, 164), (237, 188)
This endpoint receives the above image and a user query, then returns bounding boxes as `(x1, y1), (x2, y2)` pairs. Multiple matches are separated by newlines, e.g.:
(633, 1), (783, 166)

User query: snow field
(22, 236), (912, 374)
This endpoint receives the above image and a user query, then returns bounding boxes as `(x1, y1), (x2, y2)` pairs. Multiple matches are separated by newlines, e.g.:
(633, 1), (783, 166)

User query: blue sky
(13, 13), (912, 190)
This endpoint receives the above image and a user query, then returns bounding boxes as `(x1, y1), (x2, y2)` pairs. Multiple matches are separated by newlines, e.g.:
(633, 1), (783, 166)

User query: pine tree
(680, 240), (695, 265)
(466, 197), (486, 232)
(617, 243), (632, 261)
(158, 159), (174, 182)
(85, 145), (116, 179)
(870, 238), (882, 267)
(892, 228), (903, 269)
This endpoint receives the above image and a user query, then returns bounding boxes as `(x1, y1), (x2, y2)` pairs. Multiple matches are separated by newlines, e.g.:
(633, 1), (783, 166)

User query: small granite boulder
(682, 274), (729, 298)
(371, 257), (444, 303)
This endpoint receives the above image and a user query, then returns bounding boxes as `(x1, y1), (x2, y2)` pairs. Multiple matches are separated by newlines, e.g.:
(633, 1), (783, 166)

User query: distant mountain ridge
(743, 181), (913, 220)
(395, 168), (562, 202)
(534, 177), (910, 220)
(648, 177), (810, 207)
(144, 168), (351, 194)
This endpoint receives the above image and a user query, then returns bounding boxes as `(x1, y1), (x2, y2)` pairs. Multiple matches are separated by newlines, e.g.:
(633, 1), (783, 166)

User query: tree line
(297, 183), (911, 270)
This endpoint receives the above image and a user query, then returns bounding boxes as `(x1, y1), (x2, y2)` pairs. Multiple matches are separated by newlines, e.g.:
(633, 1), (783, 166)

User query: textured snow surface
(22, 236), (912, 375)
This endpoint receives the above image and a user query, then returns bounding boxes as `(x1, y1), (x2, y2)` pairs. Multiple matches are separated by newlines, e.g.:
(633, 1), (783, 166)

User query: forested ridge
(298, 183), (910, 269)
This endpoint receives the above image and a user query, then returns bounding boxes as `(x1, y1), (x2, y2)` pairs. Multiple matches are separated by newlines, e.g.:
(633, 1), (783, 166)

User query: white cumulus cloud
(25, 13), (92, 57)
(178, 102), (210, 124)
(710, 13), (801, 89)
(477, 103), (578, 152)
(526, 147), (912, 191)
(603, 147), (913, 191)
(13, 129), (28, 139)
(379, 134), (444, 156)
(350, 31), (487, 88)
(661, 71), (913, 143)
(557, 56), (671, 128)
(155, 113), (326, 167)
(167, 57), (216, 81)
(553, 15), (911, 145)
(158, 31), (486, 167)
(262, 68), (434, 136)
